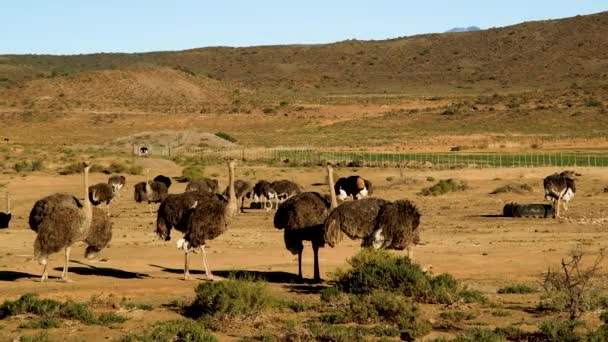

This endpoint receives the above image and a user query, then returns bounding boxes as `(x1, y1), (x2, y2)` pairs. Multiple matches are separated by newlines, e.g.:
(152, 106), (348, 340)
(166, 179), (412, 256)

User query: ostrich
(108, 175), (126, 197)
(156, 191), (222, 280)
(324, 197), (421, 259)
(273, 165), (338, 281)
(270, 180), (302, 209)
(252, 180), (275, 210)
(89, 183), (115, 216)
(544, 170), (576, 219)
(334, 176), (372, 201)
(223, 179), (252, 213)
(153, 175), (172, 189)
(0, 192), (11, 229)
(185, 178), (219, 194)
(178, 159), (238, 281)
(29, 162), (96, 282)
(134, 169), (168, 213)
(84, 206), (113, 261)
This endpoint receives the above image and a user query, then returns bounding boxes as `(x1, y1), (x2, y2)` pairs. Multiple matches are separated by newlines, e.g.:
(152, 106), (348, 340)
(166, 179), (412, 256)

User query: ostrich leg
(200, 245), (214, 281)
(40, 262), (49, 282)
(407, 247), (414, 260)
(312, 243), (321, 282)
(184, 251), (192, 280)
(61, 247), (71, 281)
(297, 245), (303, 281)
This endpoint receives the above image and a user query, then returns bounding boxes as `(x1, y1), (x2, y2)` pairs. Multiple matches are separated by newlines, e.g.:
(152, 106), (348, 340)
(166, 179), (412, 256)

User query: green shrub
(97, 312), (128, 325)
(490, 183), (533, 194)
(182, 165), (205, 181)
(332, 249), (485, 305)
(419, 179), (468, 196)
(19, 318), (61, 329)
(184, 278), (274, 319)
(538, 319), (584, 342)
(121, 299), (153, 311)
(432, 328), (506, 342)
(491, 310), (512, 317)
(14, 160), (44, 172)
(440, 310), (477, 321)
(215, 132), (237, 143)
(426, 176), (436, 182)
(119, 319), (217, 342)
(586, 99), (603, 107)
(18, 332), (51, 342)
(320, 287), (342, 303)
(497, 283), (537, 294)
(127, 165), (143, 175)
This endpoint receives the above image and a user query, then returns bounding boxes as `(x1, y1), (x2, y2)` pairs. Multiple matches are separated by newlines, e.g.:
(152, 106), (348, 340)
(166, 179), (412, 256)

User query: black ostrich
(270, 180), (302, 209)
(252, 180), (274, 209)
(544, 170), (576, 219)
(153, 175), (172, 189)
(178, 159), (238, 280)
(89, 183), (115, 216)
(273, 165), (338, 281)
(107, 175), (126, 197)
(324, 198), (421, 259)
(134, 169), (168, 213)
(334, 175), (372, 201)
(0, 192), (11, 229)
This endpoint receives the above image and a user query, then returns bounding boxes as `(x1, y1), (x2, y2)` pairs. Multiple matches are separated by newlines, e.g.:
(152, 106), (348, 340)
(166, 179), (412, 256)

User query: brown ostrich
(0, 192), (11, 229)
(108, 175), (126, 197)
(270, 180), (302, 209)
(178, 159), (238, 280)
(223, 179), (251, 213)
(89, 183), (115, 216)
(324, 197), (421, 259)
(156, 191), (222, 280)
(544, 170), (576, 219)
(84, 206), (113, 261)
(134, 169), (168, 213)
(28, 162), (108, 282)
(273, 165), (338, 281)
(185, 178), (219, 194)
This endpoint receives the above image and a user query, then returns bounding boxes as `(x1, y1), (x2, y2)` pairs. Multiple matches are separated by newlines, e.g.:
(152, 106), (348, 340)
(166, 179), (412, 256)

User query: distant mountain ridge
(445, 26), (481, 33)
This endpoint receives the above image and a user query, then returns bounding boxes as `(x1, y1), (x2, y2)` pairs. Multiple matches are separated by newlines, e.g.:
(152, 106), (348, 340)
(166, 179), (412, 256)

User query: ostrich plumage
(84, 207), (113, 260)
(178, 159), (238, 280)
(252, 180), (274, 209)
(324, 198), (421, 258)
(107, 175), (126, 197)
(334, 176), (372, 200)
(0, 192), (11, 229)
(273, 165), (338, 281)
(185, 178), (219, 194)
(134, 169), (168, 213)
(223, 179), (251, 213)
(89, 183), (115, 216)
(543, 170), (576, 218)
(153, 175), (172, 189)
(29, 163), (95, 282)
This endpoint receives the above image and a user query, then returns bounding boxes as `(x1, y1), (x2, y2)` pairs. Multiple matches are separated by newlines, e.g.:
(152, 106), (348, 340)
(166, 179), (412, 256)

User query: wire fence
(149, 147), (608, 169)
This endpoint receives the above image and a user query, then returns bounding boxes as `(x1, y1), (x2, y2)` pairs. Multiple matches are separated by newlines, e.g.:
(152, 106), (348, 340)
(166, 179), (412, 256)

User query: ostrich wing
(274, 192), (329, 230)
(324, 198), (388, 247)
(371, 200), (421, 250)
(184, 199), (227, 248)
(84, 207), (113, 259)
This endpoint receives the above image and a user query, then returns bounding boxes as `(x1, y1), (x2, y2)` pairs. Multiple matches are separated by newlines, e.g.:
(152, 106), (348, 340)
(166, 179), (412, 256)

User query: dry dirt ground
(1, 162), (608, 341)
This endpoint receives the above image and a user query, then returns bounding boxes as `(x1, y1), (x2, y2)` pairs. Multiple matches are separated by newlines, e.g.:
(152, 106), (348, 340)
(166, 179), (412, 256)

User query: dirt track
(1, 164), (607, 340)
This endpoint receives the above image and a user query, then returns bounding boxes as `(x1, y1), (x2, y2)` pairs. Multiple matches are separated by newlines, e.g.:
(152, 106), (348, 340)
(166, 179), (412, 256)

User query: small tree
(541, 248), (605, 321)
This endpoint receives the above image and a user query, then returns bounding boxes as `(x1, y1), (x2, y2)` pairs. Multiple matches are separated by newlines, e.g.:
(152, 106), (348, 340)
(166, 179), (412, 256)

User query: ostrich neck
(145, 169), (152, 193)
(5, 193), (9, 214)
(225, 162), (237, 219)
(81, 166), (93, 235)
(327, 166), (338, 209)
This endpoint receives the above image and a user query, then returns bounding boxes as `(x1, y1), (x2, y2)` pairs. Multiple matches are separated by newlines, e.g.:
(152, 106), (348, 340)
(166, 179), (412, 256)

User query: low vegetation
(119, 319), (217, 342)
(497, 283), (537, 294)
(58, 161), (142, 175)
(490, 183), (533, 194)
(214, 131), (238, 143)
(419, 179), (469, 196)
(14, 160), (44, 172)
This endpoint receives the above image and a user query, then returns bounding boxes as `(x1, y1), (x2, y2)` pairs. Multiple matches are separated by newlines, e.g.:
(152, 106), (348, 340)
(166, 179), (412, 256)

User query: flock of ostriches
(0, 161), (576, 283)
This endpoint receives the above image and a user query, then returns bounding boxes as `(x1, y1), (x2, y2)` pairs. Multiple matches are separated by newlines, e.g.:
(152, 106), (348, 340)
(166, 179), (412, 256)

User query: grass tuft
(497, 283), (537, 294)
(419, 179), (468, 196)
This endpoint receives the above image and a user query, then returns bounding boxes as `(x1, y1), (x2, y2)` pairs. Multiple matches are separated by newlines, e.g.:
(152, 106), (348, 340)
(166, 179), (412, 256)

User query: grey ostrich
(156, 191), (222, 280)
(185, 178), (219, 194)
(0, 192), (11, 229)
(324, 197), (421, 259)
(544, 170), (576, 219)
(89, 183), (115, 216)
(134, 169), (168, 213)
(223, 179), (252, 213)
(108, 175), (126, 197)
(270, 180), (302, 209)
(178, 159), (238, 280)
(273, 165), (338, 281)
(28, 162), (95, 282)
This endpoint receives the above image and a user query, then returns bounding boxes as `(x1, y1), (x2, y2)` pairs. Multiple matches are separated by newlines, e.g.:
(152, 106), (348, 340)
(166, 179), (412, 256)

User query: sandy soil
(1, 163), (607, 340)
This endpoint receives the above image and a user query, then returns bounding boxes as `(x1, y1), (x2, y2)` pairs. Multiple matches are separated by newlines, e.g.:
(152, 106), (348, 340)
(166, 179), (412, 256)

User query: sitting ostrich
(252, 180), (274, 210)
(134, 169), (168, 213)
(108, 175), (126, 197)
(324, 197), (421, 259)
(273, 165), (338, 281)
(29, 162), (112, 282)
(177, 159), (238, 280)
(185, 178), (219, 194)
(544, 170), (576, 219)
(154, 175), (172, 189)
(89, 183), (115, 216)
(156, 191), (221, 280)
(334, 175), (373, 201)
(223, 179), (251, 213)
(0, 192), (11, 229)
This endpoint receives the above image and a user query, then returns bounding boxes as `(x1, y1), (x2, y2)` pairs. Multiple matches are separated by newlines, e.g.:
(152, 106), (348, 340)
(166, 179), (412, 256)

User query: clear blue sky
(2, 0), (606, 55)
